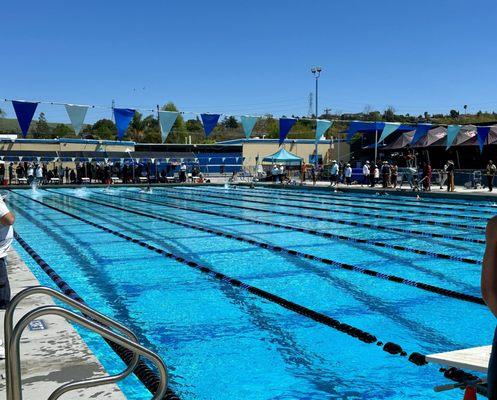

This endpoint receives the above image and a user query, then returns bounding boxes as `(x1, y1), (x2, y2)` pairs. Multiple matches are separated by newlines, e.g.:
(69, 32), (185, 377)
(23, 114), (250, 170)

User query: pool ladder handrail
(4, 286), (169, 400)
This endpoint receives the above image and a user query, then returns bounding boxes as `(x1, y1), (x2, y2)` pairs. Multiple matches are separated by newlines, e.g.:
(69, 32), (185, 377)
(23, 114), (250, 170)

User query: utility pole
(311, 67), (322, 167)
(308, 93), (314, 118)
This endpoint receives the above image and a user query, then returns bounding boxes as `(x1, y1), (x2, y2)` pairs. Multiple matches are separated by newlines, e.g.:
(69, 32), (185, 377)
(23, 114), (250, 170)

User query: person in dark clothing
(390, 162), (398, 188)
(422, 162), (432, 191)
(8, 163), (13, 185)
(487, 160), (497, 192)
(446, 160), (455, 192)
(381, 161), (390, 188)
(65, 166), (69, 184)
(369, 163), (376, 187)
(70, 169), (76, 183)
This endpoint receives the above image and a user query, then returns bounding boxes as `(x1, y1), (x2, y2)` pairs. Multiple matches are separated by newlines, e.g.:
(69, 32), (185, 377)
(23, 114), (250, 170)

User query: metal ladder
(4, 286), (169, 400)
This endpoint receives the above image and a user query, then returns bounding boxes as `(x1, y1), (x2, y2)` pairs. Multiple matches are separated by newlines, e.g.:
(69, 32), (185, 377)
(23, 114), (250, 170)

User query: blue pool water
(7, 186), (495, 399)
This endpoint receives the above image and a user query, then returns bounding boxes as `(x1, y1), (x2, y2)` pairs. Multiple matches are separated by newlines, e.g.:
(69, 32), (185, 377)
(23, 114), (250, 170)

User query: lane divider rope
(242, 185), (497, 215)
(186, 186), (490, 223)
(13, 231), (180, 400)
(94, 189), (481, 265)
(157, 187), (485, 232)
(125, 189), (486, 245)
(11, 189), (428, 366)
(46, 189), (484, 305)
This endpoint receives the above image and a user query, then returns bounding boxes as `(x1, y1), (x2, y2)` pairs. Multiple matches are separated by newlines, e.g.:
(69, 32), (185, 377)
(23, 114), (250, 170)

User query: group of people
(360, 161), (399, 188)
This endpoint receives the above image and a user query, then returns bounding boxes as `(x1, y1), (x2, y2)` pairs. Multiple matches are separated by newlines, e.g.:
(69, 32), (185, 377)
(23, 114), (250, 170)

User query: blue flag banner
(476, 126), (491, 152)
(279, 118), (297, 145)
(410, 123), (432, 145)
(378, 122), (401, 142)
(200, 114), (221, 137)
(241, 115), (258, 139)
(113, 108), (135, 140)
(446, 125), (462, 150)
(12, 100), (38, 138)
(65, 104), (88, 135)
(316, 119), (332, 142)
(158, 111), (179, 143)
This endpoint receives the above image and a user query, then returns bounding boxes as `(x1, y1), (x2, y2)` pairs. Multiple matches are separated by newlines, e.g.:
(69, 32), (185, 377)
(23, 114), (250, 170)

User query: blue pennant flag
(241, 115), (258, 139)
(158, 111), (179, 143)
(378, 122), (401, 142)
(316, 119), (332, 142)
(446, 125), (462, 150)
(12, 100), (38, 138)
(201, 114), (221, 137)
(113, 108), (135, 140)
(476, 126), (491, 152)
(279, 118), (297, 145)
(410, 123), (432, 145)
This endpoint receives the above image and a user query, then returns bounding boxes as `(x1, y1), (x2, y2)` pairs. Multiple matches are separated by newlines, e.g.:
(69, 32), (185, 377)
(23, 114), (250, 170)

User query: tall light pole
(311, 66), (322, 167)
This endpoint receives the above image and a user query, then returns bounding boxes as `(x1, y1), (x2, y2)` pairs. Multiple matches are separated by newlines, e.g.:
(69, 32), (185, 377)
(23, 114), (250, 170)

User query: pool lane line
(85, 189), (482, 266)
(10, 190), (429, 366)
(122, 189), (486, 245)
(179, 186), (490, 223)
(13, 231), (181, 400)
(253, 185), (497, 212)
(46, 189), (484, 305)
(154, 187), (485, 233)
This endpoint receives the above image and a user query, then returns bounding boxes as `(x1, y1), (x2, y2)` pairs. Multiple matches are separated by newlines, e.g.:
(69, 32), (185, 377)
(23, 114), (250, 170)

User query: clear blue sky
(1, 0), (497, 123)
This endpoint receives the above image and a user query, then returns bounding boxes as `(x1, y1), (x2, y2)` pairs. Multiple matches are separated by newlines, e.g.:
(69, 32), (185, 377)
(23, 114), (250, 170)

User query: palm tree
(464, 104), (468, 115)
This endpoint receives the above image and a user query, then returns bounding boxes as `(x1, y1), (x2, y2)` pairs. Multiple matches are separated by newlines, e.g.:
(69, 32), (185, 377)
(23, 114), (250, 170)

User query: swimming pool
(7, 185), (494, 399)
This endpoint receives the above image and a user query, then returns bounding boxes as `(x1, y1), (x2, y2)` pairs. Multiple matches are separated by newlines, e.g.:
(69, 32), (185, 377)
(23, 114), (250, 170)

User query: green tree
(185, 118), (203, 132)
(383, 106), (396, 122)
(89, 119), (117, 140)
(53, 123), (74, 136)
(34, 112), (51, 137)
(222, 116), (239, 129)
(449, 109), (459, 118)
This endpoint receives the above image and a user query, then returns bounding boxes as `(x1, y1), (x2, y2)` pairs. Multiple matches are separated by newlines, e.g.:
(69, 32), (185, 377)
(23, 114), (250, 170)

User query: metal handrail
(4, 286), (140, 399)
(9, 305), (169, 400)
(4, 286), (168, 400)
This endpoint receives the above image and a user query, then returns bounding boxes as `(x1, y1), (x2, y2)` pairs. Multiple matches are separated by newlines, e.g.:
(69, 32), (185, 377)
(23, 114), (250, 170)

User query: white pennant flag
(65, 104), (89, 135)
(71, 157), (76, 162)
(158, 111), (179, 143)
(18, 156), (23, 161)
(36, 156), (41, 162)
(88, 158), (93, 162)
(120, 158), (124, 164)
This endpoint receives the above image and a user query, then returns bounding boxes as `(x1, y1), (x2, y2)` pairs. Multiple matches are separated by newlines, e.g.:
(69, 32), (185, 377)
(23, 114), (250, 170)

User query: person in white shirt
(27, 164), (34, 185)
(35, 164), (43, 184)
(344, 163), (353, 185)
(0, 199), (15, 309)
(329, 160), (339, 187)
(362, 161), (370, 186)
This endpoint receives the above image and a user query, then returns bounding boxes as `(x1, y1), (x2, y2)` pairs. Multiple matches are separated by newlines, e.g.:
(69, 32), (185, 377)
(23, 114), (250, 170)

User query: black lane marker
(95, 189), (481, 266)
(185, 186), (490, 223)
(157, 187), (485, 232)
(48, 189), (484, 305)
(124, 189), (486, 245)
(254, 185), (497, 213)
(12, 189), (427, 365)
(13, 231), (180, 400)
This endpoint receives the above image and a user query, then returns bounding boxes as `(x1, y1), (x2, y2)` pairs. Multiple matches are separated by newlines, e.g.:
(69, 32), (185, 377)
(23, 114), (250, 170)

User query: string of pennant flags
(3, 99), (497, 151)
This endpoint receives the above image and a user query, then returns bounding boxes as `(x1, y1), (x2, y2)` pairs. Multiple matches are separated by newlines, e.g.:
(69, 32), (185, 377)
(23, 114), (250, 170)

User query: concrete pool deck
(0, 248), (127, 399)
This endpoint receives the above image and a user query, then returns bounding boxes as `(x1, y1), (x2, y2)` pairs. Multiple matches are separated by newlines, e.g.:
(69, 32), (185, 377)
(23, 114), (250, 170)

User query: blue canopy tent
(262, 148), (303, 165)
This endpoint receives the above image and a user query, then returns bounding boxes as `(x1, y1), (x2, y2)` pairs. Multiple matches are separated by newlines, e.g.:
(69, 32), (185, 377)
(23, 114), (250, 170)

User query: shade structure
(262, 148), (302, 165)
(383, 130), (415, 149)
(412, 127), (447, 148)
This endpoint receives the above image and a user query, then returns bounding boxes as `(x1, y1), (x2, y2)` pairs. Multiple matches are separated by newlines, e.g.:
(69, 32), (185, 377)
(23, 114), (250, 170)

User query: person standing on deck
(344, 163), (352, 185)
(390, 162), (398, 188)
(481, 216), (497, 398)
(329, 160), (339, 187)
(362, 161), (370, 187)
(486, 160), (497, 192)
(446, 160), (455, 192)
(381, 161), (390, 188)
(369, 162), (376, 187)
(0, 197), (15, 310)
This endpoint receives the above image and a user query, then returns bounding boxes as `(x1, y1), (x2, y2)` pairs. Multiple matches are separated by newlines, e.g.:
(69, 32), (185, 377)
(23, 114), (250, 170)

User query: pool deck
(0, 248), (127, 399)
